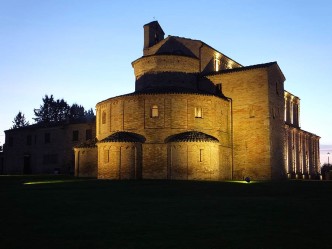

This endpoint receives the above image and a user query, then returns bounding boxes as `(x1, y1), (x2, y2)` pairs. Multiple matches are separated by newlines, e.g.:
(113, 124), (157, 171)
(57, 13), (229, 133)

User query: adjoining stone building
(284, 91), (320, 179)
(74, 21), (320, 180)
(3, 120), (95, 175)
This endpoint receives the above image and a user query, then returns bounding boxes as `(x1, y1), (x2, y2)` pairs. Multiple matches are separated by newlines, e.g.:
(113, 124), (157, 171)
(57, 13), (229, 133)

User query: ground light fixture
(244, 177), (251, 183)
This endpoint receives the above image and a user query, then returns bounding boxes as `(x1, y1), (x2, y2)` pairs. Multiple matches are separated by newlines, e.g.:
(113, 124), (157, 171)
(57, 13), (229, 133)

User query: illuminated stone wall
(285, 125), (320, 179)
(207, 63), (286, 180)
(96, 94), (230, 145)
(142, 143), (167, 179)
(97, 142), (142, 179)
(267, 66), (288, 179)
(167, 142), (220, 180)
(132, 55), (199, 79)
(95, 93), (232, 180)
(74, 147), (98, 177)
(283, 91), (320, 179)
(142, 35), (242, 73)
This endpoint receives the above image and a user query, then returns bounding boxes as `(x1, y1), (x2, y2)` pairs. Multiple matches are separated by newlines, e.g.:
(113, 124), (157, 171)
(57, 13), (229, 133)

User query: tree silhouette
(321, 163), (332, 179)
(33, 95), (95, 123)
(84, 108), (95, 121)
(33, 95), (70, 123)
(12, 111), (30, 129)
(70, 104), (86, 121)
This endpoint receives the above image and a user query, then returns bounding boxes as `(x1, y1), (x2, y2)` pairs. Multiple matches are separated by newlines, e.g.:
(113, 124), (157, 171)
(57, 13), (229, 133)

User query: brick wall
(4, 122), (96, 174)
(97, 93), (230, 145)
(74, 147), (97, 177)
(133, 55), (199, 79)
(96, 93), (232, 180)
(208, 67), (277, 180)
(98, 142), (142, 179)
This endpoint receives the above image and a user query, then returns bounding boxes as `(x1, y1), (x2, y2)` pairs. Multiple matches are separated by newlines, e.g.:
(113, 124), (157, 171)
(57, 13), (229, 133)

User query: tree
(84, 108), (95, 121)
(33, 94), (95, 123)
(33, 95), (70, 123)
(69, 104), (86, 121)
(53, 98), (71, 122)
(321, 163), (332, 179)
(12, 111), (30, 129)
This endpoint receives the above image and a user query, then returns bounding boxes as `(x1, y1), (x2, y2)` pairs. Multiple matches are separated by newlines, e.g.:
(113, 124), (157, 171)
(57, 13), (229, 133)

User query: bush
(321, 163), (332, 180)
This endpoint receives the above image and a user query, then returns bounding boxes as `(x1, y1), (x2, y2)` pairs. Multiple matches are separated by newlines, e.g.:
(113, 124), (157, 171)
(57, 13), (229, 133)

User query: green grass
(1, 176), (332, 249)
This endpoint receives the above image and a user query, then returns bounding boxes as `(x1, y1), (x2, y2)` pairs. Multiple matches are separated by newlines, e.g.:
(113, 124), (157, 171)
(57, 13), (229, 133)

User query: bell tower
(143, 21), (165, 49)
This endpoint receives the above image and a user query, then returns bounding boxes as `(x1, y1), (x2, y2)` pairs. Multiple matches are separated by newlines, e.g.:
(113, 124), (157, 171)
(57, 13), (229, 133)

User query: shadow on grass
(1, 175), (331, 249)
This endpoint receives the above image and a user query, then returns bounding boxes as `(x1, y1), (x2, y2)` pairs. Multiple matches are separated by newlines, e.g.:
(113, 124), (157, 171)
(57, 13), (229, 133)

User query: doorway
(23, 155), (31, 174)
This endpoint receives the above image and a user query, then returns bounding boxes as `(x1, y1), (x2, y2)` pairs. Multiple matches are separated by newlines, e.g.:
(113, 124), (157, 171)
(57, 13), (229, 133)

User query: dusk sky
(1, 0), (331, 163)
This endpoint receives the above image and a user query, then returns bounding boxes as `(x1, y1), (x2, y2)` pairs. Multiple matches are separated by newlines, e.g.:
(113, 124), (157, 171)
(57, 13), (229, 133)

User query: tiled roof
(74, 138), (98, 148)
(133, 86), (217, 96)
(98, 132), (146, 143)
(5, 117), (96, 132)
(205, 62), (278, 76)
(143, 34), (242, 67)
(166, 131), (219, 143)
(97, 86), (228, 105)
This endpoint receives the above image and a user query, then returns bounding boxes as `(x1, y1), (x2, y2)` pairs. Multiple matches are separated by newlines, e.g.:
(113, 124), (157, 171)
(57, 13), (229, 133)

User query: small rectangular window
(214, 58), (220, 71)
(151, 105), (159, 118)
(104, 150), (109, 163)
(72, 130), (79, 141)
(195, 107), (203, 118)
(290, 102), (294, 124)
(102, 111), (106, 124)
(199, 149), (204, 162)
(86, 129), (92, 140)
(44, 133), (50, 144)
(27, 135), (32, 145)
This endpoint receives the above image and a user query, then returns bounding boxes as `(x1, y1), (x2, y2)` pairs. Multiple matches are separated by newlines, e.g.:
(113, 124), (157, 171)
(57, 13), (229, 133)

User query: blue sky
(0, 0), (331, 162)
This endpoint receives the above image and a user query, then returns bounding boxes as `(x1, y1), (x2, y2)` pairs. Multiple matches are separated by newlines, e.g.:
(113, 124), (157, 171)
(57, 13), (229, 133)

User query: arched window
(214, 57), (220, 71)
(102, 111), (106, 124)
(195, 107), (203, 118)
(103, 149), (109, 163)
(151, 105), (159, 118)
(199, 149), (204, 162)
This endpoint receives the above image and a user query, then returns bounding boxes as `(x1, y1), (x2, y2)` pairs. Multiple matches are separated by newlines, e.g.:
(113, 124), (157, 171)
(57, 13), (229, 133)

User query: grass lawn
(1, 175), (332, 249)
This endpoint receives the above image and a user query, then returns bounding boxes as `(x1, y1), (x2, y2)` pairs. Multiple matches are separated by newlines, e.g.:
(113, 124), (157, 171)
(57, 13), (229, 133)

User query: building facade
(3, 21), (320, 180)
(3, 120), (95, 175)
(74, 21), (320, 180)
(284, 91), (320, 178)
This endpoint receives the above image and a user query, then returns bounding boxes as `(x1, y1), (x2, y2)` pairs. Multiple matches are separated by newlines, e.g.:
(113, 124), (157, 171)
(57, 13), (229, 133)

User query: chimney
(143, 21), (165, 49)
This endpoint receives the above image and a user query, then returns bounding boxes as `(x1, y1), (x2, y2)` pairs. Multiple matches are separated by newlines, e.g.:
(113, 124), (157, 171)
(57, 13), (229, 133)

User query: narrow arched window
(195, 107), (203, 118)
(103, 149), (109, 163)
(151, 105), (159, 118)
(199, 149), (204, 162)
(102, 111), (106, 124)
(214, 57), (220, 71)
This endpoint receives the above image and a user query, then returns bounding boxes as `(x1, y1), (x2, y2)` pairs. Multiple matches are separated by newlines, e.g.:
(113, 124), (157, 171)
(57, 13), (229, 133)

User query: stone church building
(74, 21), (320, 180)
